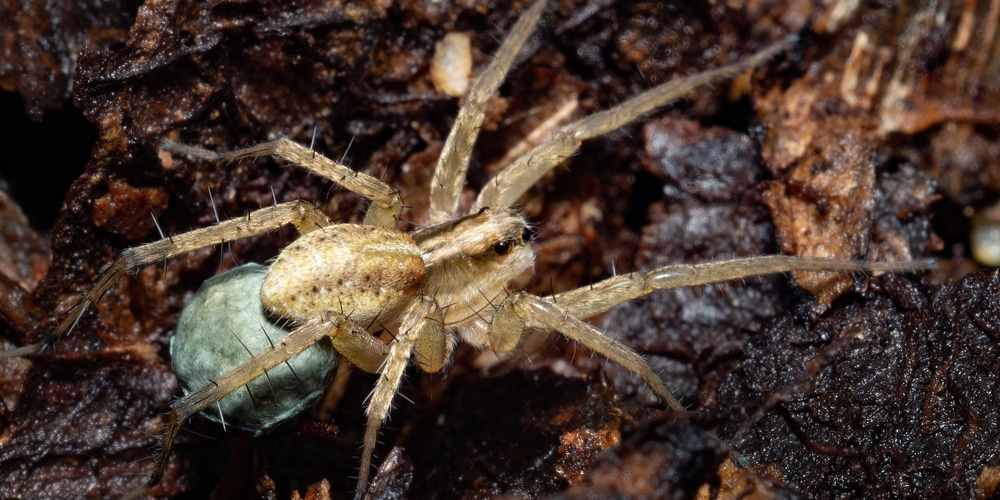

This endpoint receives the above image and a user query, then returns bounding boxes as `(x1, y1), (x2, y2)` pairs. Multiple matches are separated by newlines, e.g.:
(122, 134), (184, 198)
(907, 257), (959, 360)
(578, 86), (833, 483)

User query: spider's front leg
(553, 255), (935, 320)
(426, 0), (547, 222)
(473, 35), (798, 212)
(489, 255), (935, 412)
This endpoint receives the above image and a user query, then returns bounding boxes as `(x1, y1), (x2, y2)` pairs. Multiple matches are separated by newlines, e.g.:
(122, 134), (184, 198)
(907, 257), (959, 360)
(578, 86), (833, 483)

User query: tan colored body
(261, 209), (535, 375)
(262, 224), (425, 326)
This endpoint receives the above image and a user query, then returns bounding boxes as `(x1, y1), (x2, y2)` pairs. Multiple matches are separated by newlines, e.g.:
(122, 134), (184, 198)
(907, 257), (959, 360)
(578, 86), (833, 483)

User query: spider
(3, 0), (932, 497)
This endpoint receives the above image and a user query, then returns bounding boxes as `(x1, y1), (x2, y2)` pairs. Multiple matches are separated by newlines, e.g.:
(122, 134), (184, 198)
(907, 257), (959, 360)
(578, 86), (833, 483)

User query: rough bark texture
(1, 0), (997, 498)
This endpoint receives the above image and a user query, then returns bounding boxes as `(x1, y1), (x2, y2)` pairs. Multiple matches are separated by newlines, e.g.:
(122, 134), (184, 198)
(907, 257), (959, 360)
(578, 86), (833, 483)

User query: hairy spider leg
(488, 256), (936, 412)
(474, 35), (797, 211)
(427, 0), (548, 223)
(358, 296), (443, 499)
(552, 256), (935, 319)
(161, 139), (404, 228)
(0, 200), (332, 360)
(152, 313), (372, 485)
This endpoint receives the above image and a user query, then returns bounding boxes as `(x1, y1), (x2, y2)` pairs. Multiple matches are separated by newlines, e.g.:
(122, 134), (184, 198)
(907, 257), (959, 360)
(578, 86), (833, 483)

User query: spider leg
(1, 201), (332, 359)
(427, 0), (548, 223)
(494, 291), (686, 411)
(161, 138), (403, 228)
(151, 313), (377, 486)
(474, 35), (796, 211)
(413, 313), (450, 373)
(357, 295), (442, 500)
(553, 256), (936, 320)
(489, 257), (934, 412)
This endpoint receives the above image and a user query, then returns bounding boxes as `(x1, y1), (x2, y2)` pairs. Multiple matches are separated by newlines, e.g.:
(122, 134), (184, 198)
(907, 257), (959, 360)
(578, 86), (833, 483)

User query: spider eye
(520, 227), (532, 243)
(494, 240), (512, 255)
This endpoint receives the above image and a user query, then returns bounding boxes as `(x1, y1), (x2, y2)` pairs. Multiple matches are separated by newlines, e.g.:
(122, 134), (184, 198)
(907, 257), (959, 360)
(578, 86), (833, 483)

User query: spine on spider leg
(163, 138), (404, 228)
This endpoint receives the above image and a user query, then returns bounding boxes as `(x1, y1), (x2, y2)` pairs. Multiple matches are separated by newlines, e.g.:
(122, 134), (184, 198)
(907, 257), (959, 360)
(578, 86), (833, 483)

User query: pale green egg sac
(170, 263), (339, 434)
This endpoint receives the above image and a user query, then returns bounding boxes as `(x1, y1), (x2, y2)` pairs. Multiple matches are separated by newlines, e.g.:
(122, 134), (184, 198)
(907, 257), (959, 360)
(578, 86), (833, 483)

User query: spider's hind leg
(2, 200), (332, 359)
(162, 138), (403, 228)
(152, 313), (373, 487)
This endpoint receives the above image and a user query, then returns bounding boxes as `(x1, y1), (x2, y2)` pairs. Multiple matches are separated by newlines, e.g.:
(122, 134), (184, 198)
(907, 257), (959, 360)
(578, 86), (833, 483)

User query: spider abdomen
(261, 224), (425, 325)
